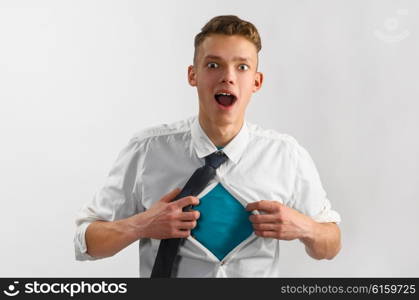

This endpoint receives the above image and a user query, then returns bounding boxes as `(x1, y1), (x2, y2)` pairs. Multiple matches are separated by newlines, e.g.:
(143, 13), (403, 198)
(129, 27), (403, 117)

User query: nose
(220, 66), (236, 85)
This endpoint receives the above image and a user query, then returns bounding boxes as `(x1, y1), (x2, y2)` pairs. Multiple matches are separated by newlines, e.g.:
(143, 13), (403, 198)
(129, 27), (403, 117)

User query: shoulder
(246, 122), (321, 180)
(246, 121), (312, 167)
(129, 116), (195, 144)
(246, 121), (300, 150)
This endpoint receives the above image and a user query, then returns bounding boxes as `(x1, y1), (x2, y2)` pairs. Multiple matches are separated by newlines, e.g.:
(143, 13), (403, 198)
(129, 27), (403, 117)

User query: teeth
(217, 92), (232, 96)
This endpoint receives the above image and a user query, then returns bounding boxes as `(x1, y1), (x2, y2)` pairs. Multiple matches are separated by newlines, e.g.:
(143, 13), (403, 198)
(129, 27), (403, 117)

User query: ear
(252, 72), (264, 93)
(188, 65), (197, 87)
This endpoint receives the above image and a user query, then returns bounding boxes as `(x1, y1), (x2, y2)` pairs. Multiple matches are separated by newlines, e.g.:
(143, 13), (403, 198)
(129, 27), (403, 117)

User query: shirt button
(220, 261), (226, 266)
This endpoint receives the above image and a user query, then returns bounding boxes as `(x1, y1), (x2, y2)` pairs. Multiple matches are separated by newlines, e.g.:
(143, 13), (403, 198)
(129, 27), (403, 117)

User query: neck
(198, 115), (243, 148)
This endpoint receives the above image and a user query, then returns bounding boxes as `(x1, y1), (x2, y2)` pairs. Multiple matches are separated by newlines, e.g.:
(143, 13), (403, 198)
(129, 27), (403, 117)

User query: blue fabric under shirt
(191, 183), (253, 260)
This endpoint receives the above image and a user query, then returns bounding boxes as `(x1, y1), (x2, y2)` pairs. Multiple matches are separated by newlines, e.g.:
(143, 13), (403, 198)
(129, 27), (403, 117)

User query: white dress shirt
(74, 116), (341, 277)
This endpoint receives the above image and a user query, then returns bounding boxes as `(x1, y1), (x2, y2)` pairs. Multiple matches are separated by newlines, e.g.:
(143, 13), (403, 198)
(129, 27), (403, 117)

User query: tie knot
(205, 151), (228, 169)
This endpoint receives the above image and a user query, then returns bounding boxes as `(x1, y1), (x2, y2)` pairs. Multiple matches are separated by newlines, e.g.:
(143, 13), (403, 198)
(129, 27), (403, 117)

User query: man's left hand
(246, 200), (315, 240)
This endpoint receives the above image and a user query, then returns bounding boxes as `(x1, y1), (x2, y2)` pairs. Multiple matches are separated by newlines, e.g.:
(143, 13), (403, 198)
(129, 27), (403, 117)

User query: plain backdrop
(1, 0), (418, 277)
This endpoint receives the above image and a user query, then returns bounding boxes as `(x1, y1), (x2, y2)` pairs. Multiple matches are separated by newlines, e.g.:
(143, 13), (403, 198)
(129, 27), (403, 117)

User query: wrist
(299, 218), (317, 246)
(125, 211), (149, 239)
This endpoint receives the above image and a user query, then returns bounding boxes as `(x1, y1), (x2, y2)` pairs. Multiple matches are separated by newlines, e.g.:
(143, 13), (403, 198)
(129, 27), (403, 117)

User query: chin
(212, 115), (240, 126)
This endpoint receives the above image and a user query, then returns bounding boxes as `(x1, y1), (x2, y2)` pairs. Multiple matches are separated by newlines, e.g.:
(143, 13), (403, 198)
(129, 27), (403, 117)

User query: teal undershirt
(191, 147), (253, 260)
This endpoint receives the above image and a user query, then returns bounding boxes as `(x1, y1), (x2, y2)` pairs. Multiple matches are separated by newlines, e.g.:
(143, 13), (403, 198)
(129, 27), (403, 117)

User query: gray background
(0, 0), (418, 277)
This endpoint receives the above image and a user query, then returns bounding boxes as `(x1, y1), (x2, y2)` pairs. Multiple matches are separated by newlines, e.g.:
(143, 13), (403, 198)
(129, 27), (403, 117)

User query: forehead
(197, 34), (258, 63)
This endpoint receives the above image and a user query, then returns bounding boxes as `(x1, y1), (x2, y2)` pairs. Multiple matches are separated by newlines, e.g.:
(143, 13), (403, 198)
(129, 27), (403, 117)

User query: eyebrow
(203, 55), (251, 63)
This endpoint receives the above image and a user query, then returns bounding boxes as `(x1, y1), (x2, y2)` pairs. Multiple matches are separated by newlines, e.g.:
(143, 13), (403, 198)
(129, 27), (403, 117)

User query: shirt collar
(191, 117), (249, 165)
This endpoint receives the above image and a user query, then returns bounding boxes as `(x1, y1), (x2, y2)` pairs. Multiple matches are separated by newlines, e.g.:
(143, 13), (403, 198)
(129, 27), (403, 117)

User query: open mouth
(214, 92), (237, 108)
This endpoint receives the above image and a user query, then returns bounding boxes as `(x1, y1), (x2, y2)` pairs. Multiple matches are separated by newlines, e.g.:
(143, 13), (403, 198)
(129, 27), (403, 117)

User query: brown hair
(193, 15), (262, 64)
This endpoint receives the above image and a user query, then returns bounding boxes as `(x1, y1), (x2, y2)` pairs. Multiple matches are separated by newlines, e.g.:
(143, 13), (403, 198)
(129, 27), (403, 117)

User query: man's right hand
(85, 188), (200, 258)
(132, 188), (200, 240)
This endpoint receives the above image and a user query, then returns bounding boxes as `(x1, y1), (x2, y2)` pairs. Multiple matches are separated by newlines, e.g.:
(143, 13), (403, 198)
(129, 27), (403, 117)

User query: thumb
(159, 188), (181, 203)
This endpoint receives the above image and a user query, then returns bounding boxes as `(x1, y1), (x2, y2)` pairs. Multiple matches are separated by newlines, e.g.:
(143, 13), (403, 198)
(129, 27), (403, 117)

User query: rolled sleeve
(73, 136), (146, 261)
(290, 141), (341, 224)
(74, 221), (98, 261)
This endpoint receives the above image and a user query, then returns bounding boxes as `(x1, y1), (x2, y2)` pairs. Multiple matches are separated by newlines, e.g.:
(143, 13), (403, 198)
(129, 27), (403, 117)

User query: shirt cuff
(74, 222), (99, 261)
(311, 208), (341, 224)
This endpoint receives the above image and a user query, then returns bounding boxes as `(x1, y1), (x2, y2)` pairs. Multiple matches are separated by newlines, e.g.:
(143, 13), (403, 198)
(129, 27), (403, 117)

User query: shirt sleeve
(74, 136), (146, 261)
(290, 141), (341, 224)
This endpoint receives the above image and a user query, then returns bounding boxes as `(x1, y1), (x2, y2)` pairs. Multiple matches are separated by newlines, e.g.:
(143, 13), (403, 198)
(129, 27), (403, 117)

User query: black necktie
(150, 150), (228, 278)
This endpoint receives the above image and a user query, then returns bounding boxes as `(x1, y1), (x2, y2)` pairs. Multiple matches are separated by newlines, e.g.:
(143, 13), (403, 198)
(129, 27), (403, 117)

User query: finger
(179, 210), (200, 221)
(175, 196), (200, 209)
(177, 221), (197, 230)
(249, 214), (279, 224)
(253, 223), (277, 231)
(175, 229), (191, 238)
(160, 188), (181, 203)
(246, 200), (281, 213)
(254, 230), (276, 238)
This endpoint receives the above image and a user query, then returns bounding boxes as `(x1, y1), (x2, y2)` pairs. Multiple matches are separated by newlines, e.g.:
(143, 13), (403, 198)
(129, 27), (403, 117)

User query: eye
(207, 62), (219, 69)
(238, 64), (249, 71)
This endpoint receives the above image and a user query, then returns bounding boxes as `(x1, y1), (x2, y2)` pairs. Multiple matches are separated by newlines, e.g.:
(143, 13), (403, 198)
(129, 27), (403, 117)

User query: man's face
(188, 34), (263, 127)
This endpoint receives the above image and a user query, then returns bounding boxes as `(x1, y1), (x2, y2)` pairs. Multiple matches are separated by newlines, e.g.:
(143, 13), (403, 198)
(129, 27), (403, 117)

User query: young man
(74, 15), (341, 277)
